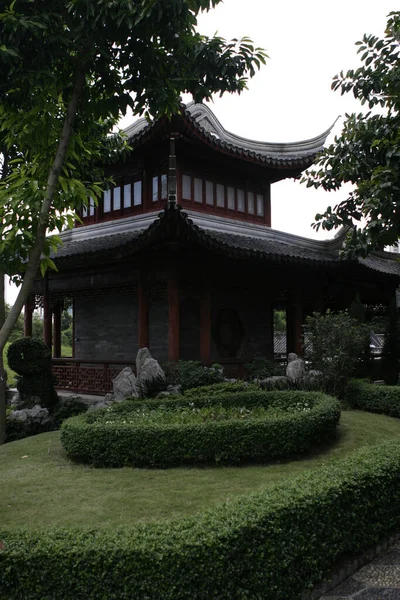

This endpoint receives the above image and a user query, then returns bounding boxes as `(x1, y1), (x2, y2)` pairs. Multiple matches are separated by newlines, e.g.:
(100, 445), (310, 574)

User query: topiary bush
(2, 438), (400, 600)
(7, 337), (58, 410)
(345, 379), (400, 417)
(60, 392), (340, 467)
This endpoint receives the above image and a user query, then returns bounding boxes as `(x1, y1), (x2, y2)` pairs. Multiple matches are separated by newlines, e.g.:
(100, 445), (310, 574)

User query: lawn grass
(1, 410), (400, 530)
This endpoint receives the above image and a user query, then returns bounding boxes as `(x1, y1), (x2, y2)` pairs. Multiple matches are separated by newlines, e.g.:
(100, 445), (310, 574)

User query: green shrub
(61, 392), (340, 467)
(53, 398), (88, 427)
(304, 311), (370, 397)
(2, 439), (400, 600)
(61, 327), (72, 347)
(164, 360), (224, 391)
(103, 386), (323, 413)
(245, 357), (285, 380)
(345, 379), (400, 417)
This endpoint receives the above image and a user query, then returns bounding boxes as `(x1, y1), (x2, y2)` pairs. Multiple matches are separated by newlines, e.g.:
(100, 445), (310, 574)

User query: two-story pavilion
(27, 103), (400, 394)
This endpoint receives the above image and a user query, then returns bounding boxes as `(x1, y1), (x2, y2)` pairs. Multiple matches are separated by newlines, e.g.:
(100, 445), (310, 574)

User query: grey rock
(286, 358), (306, 382)
(259, 376), (291, 390)
(166, 384), (182, 395)
(9, 404), (50, 424)
(308, 369), (323, 378)
(104, 393), (114, 402)
(137, 358), (166, 388)
(136, 347), (152, 378)
(287, 353), (299, 363)
(113, 367), (138, 401)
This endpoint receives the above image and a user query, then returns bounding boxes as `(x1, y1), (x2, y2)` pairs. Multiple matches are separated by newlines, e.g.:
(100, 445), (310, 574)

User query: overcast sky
(5, 0), (396, 303)
(192, 0), (394, 239)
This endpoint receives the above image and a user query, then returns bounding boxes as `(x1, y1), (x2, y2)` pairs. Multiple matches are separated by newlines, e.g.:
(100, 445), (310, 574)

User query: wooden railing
(52, 358), (135, 396)
(52, 358), (253, 396)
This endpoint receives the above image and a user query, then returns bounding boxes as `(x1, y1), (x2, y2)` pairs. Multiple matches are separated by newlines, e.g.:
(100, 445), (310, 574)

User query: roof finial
(168, 135), (178, 209)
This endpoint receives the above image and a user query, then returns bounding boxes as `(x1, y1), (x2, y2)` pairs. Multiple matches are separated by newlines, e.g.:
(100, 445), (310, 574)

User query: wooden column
(287, 290), (303, 355)
(53, 301), (62, 358)
(266, 302), (274, 359)
(24, 296), (34, 337)
(168, 276), (180, 362)
(388, 293), (398, 359)
(200, 283), (211, 364)
(43, 276), (52, 349)
(138, 275), (149, 349)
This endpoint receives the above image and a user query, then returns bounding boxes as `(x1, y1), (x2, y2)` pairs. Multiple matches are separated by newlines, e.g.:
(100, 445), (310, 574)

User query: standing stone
(286, 357), (306, 382)
(136, 347), (152, 378)
(287, 353), (298, 363)
(137, 358), (166, 386)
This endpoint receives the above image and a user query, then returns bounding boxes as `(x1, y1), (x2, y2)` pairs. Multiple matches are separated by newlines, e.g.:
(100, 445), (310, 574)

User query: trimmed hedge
(2, 439), (400, 599)
(345, 379), (400, 417)
(61, 392), (340, 467)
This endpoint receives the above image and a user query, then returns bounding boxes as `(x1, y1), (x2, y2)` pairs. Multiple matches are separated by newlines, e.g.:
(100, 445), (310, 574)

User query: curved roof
(53, 206), (400, 279)
(122, 103), (336, 170)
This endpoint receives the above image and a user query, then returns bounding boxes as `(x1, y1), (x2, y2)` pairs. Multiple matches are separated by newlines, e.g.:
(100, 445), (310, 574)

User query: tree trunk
(0, 64), (87, 355)
(0, 272), (6, 444)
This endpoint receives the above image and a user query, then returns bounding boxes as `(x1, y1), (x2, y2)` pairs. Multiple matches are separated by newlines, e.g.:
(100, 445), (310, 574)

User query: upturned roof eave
(120, 103), (336, 171)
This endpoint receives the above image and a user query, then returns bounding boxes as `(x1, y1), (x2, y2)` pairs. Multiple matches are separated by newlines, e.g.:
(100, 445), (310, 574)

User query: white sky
(5, 0), (395, 304)
(193, 0), (393, 238)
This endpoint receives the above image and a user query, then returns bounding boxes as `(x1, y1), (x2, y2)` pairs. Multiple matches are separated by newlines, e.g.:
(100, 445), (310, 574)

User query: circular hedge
(61, 391), (340, 467)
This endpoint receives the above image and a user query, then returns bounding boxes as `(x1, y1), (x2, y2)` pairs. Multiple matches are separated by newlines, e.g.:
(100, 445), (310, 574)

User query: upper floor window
(152, 173), (167, 202)
(181, 173), (265, 221)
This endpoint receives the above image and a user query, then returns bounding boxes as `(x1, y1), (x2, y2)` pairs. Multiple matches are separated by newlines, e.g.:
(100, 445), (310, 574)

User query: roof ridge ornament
(168, 135), (178, 209)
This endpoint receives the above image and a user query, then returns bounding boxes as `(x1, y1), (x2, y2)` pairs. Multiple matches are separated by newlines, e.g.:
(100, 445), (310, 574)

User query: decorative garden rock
(287, 353), (298, 363)
(112, 367), (138, 401)
(258, 376), (291, 390)
(136, 347), (152, 378)
(136, 358), (166, 392)
(9, 404), (51, 426)
(286, 357), (306, 382)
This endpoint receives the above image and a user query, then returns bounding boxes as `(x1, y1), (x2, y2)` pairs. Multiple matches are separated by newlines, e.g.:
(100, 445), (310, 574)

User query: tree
(304, 311), (369, 397)
(0, 0), (267, 442)
(303, 11), (400, 258)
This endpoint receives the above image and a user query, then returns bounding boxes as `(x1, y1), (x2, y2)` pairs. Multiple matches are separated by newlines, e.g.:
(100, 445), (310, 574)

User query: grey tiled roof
(52, 208), (400, 279)
(54, 230), (144, 261)
(122, 103), (334, 168)
(203, 229), (339, 265)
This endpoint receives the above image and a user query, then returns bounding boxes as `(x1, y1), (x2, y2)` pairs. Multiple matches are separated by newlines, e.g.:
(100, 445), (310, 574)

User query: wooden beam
(168, 277), (180, 362)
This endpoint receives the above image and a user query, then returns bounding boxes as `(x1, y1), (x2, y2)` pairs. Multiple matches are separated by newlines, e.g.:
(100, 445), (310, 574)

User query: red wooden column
(24, 295), (34, 337)
(138, 275), (149, 349)
(168, 276), (180, 362)
(200, 282), (211, 364)
(43, 276), (52, 349)
(287, 290), (303, 355)
(53, 301), (62, 358)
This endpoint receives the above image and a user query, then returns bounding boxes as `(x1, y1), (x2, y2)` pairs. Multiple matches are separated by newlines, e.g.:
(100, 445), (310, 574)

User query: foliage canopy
(304, 11), (400, 257)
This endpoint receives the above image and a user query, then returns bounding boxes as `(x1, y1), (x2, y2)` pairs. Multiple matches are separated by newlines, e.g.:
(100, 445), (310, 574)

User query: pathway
(320, 541), (400, 599)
